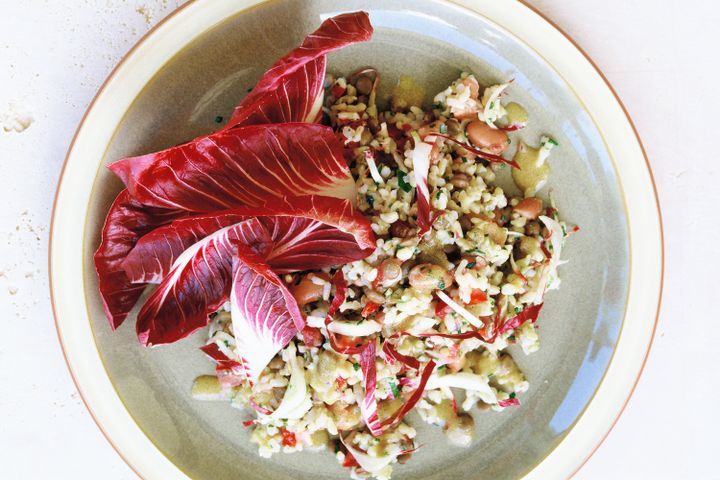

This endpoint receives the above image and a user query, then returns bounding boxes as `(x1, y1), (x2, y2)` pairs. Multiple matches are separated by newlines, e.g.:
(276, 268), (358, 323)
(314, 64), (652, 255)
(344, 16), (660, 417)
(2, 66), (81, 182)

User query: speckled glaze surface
(51, 1), (661, 479)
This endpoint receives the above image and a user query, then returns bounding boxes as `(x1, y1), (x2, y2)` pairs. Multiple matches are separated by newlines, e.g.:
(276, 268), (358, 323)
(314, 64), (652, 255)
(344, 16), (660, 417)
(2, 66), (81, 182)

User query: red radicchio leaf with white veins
(224, 11), (373, 128)
(132, 196), (375, 348)
(95, 12), (372, 330)
(136, 217), (273, 346)
(93, 190), (187, 329)
(109, 123), (355, 212)
(229, 244), (304, 383)
(123, 196), (375, 284)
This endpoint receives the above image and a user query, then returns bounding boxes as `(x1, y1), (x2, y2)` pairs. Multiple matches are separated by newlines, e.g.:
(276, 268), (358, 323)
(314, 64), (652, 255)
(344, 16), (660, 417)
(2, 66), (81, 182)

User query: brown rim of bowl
(48, 1), (665, 479)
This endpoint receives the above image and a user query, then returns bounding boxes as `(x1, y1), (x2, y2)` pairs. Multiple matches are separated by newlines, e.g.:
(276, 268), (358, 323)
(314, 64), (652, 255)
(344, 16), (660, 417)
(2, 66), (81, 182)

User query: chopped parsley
(214, 115), (224, 124)
(353, 363), (360, 371)
(397, 169), (412, 192)
(547, 137), (559, 146)
(366, 194), (375, 207)
(437, 280), (446, 290)
(467, 261), (476, 269)
(514, 306), (522, 314)
(509, 392), (516, 399)
(439, 123), (448, 134)
(389, 381), (400, 398)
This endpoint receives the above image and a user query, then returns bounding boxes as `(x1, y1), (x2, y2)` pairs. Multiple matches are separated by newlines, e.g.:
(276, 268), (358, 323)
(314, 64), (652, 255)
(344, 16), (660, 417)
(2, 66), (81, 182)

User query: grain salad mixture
(93, 11), (576, 480)
(191, 69), (576, 479)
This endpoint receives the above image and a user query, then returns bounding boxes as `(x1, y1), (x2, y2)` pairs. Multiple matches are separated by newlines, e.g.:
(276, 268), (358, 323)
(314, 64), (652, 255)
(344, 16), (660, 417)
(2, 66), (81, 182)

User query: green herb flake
(467, 261), (476, 269)
(514, 306), (522, 314)
(509, 392), (516, 399)
(223, 340), (231, 348)
(489, 101), (495, 109)
(435, 191), (442, 199)
(507, 335), (516, 342)
(353, 363), (360, 371)
(397, 169), (412, 192)
(214, 115), (224, 124)
(439, 123), (448, 134)
(366, 194), (375, 207)
(437, 280), (446, 290)
(547, 138), (559, 146)
(390, 381), (401, 398)
(246, 87), (253, 93)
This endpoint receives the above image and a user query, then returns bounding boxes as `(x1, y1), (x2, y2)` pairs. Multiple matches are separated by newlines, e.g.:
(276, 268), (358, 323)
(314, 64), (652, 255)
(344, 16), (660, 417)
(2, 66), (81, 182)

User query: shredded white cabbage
(435, 290), (483, 328)
(426, 372), (498, 405)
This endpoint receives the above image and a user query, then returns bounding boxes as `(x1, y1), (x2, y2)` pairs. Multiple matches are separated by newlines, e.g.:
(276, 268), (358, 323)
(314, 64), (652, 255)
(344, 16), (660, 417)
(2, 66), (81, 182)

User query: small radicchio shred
(225, 11), (373, 128)
(359, 336), (437, 437)
(377, 360), (435, 433)
(93, 189), (186, 329)
(230, 244), (304, 383)
(109, 123), (355, 212)
(498, 398), (520, 408)
(500, 124), (525, 132)
(410, 303), (544, 343)
(498, 303), (543, 334)
(382, 341), (420, 370)
(411, 136), (438, 237)
(249, 396), (274, 416)
(433, 134), (520, 168)
(359, 341), (382, 436)
(200, 344), (247, 388)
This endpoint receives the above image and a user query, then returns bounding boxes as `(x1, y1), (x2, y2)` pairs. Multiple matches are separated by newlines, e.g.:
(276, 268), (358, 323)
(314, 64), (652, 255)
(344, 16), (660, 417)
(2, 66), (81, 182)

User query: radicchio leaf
(123, 195), (375, 284)
(109, 123), (355, 212)
(93, 190), (186, 329)
(226, 11), (373, 128)
(131, 196), (375, 346)
(136, 218), (272, 346)
(229, 244), (303, 382)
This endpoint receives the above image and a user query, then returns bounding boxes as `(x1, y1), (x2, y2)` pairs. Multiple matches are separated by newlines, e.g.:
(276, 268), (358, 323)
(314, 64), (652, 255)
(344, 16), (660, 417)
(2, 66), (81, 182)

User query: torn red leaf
(93, 190), (186, 329)
(136, 218), (271, 346)
(123, 196), (375, 284)
(109, 123), (355, 212)
(131, 196), (375, 347)
(230, 244), (304, 382)
(226, 11), (373, 128)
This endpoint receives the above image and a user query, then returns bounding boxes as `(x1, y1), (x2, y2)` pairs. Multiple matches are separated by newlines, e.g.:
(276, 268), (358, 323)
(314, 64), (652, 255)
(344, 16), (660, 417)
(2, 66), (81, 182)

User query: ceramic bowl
(50, 1), (663, 479)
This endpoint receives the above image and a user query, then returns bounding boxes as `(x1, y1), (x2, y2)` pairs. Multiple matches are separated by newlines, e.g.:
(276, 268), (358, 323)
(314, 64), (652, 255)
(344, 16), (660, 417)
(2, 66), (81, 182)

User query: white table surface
(1, 0), (717, 478)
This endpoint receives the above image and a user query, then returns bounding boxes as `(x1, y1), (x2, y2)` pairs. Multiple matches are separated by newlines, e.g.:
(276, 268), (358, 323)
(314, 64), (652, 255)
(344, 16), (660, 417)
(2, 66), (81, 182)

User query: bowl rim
(49, 1), (664, 479)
